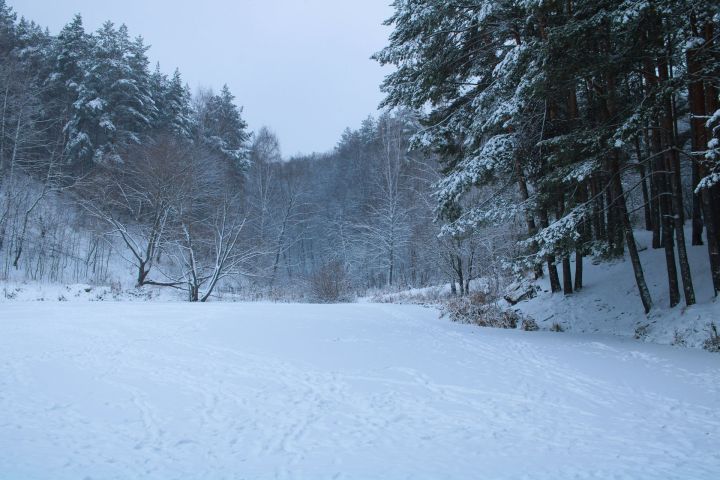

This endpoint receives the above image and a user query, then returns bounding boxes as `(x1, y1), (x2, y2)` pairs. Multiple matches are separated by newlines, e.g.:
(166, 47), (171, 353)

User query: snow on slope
(1, 302), (718, 479)
(0, 282), (190, 303)
(517, 230), (719, 349)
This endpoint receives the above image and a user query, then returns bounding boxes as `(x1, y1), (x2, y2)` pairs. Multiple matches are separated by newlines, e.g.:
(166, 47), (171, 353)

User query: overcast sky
(10, 0), (395, 156)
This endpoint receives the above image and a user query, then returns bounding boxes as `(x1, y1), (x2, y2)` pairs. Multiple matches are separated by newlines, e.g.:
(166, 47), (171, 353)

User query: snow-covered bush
(443, 295), (525, 329)
(704, 324), (720, 353)
(521, 318), (539, 331)
(550, 323), (565, 333)
(310, 260), (351, 303)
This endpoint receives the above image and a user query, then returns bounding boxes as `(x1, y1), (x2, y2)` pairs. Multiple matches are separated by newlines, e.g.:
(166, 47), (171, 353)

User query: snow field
(0, 302), (718, 479)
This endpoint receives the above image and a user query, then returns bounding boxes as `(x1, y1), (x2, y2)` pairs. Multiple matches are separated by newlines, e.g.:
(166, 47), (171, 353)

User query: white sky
(10, 0), (395, 156)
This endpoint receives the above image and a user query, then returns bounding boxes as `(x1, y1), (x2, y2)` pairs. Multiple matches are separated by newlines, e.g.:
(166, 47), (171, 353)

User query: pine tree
(0, 0), (16, 56)
(126, 35), (157, 134)
(198, 84), (250, 172)
(154, 68), (193, 139)
(66, 21), (154, 166)
(375, 0), (659, 312)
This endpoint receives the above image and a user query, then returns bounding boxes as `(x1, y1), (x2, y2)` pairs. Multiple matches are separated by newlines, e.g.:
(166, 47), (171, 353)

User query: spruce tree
(199, 84), (250, 172)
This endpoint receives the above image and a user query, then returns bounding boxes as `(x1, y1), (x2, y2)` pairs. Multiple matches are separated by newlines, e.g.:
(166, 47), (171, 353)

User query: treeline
(375, 0), (720, 312)
(9, 0), (718, 308)
(1, 1), (515, 300)
(0, 1), (251, 299)
(244, 116), (516, 300)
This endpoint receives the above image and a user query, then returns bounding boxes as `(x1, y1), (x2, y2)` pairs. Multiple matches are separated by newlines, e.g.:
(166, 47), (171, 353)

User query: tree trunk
(634, 136), (653, 231)
(189, 284), (199, 302)
(700, 189), (720, 295)
(657, 153), (680, 307)
(603, 61), (651, 313)
(669, 151), (696, 306)
(658, 55), (695, 306)
(539, 208), (561, 293)
(137, 262), (149, 287)
(574, 250), (583, 291)
(557, 196), (573, 295)
(574, 182), (589, 291)
(590, 174), (605, 242)
(648, 147), (662, 249)
(562, 256), (573, 295)
(699, 21), (720, 294)
(514, 156), (543, 279)
(456, 254), (464, 296)
(691, 161), (704, 246)
(686, 23), (706, 247)
(643, 52), (679, 306)
(611, 152), (653, 313)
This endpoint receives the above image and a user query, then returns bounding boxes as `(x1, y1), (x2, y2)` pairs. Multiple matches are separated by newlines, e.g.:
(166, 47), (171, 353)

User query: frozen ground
(1, 302), (719, 479)
(369, 229), (720, 349)
(518, 230), (719, 349)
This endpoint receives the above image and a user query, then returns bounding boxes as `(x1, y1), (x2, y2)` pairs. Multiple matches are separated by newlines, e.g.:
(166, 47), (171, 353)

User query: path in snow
(0, 302), (718, 479)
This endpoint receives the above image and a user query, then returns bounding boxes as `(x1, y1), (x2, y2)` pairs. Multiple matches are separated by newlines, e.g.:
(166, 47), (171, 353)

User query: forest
(0, 1), (510, 302)
(1, 0), (719, 313)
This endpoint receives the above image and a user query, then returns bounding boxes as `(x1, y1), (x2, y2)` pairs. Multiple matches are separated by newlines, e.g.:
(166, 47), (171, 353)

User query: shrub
(672, 329), (687, 347)
(634, 324), (650, 340)
(310, 260), (351, 303)
(550, 322), (565, 333)
(443, 296), (525, 329)
(704, 323), (720, 353)
(110, 280), (123, 297)
(521, 318), (539, 331)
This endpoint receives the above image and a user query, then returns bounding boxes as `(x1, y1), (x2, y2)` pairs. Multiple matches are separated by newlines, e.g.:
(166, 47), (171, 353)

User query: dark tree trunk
(562, 257), (573, 295)
(634, 136), (653, 231)
(604, 168), (624, 257)
(691, 162), (704, 246)
(612, 152), (653, 314)
(574, 182), (589, 291)
(642, 50), (679, 306)
(514, 157), (544, 279)
(701, 189), (720, 295)
(659, 162), (680, 307)
(669, 150), (696, 306)
(574, 250), (583, 291)
(657, 152), (680, 307)
(590, 175), (605, 242)
(567, 86), (584, 292)
(648, 147), (662, 249)
(602, 61), (651, 313)
(686, 26), (706, 247)
(642, 65), (663, 250)
(456, 254), (465, 296)
(658, 55), (695, 306)
(189, 283), (199, 302)
(510, 25), (543, 281)
(547, 256), (561, 294)
(137, 262), (149, 287)
(699, 22), (720, 294)
(539, 208), (562, 293)
(557, 196), (573, 295)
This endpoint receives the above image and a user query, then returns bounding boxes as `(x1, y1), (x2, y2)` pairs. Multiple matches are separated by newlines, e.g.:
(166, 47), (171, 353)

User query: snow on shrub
(310, 260), (351, 303)
(521, 318), (539, 331)
(704, 324), (720, 353)
(442, 293), (529, 329)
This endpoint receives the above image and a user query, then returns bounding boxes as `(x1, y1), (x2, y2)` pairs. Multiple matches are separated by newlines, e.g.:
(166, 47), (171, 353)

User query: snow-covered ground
(1, 302), (718, 479)
(0, 282), (197, 303)
(369, 229), (720, 350)
(518, 230), (719, 349)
